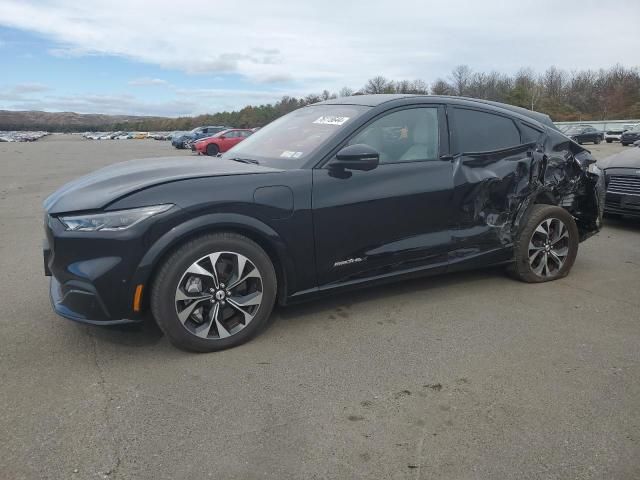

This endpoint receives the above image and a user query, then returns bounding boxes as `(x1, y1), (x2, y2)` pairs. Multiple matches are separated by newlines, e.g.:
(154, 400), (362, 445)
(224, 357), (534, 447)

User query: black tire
(606, 139), (613, 143)
(151, 232), (277, 352)
(594, 138), (601, 144)
(509, 205), (579, 283)
(621, 143), (628, 146)
(206, 143), (220, 156)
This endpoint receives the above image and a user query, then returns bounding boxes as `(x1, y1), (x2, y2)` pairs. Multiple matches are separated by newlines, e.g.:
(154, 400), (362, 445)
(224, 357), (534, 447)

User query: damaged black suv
(43, 95), (605, 352)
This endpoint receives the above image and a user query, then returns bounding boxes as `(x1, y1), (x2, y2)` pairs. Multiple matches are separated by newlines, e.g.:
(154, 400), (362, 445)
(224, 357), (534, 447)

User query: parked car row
(557, 123), (640, 145)
(82, 131), (176, 141)
(0, 131), (49, 142)
(604, 124), (638, 143)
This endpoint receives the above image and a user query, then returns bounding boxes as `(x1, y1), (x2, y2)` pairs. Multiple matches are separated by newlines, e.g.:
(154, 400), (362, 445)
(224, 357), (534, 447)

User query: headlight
(59, 204), (172, 232)
(587, 163), (602, 175)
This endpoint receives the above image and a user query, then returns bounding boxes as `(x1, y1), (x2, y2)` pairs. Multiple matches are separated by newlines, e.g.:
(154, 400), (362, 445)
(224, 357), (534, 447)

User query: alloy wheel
(528, 217), (570, 277)
(174, 251), (263, 339)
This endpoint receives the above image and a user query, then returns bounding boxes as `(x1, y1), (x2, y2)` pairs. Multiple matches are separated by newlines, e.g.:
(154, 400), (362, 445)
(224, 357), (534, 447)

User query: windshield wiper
(228, 157), (260, 165)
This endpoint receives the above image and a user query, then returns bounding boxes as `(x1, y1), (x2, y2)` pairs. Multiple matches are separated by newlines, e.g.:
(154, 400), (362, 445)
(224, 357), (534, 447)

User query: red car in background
(192, 128), (254, 156)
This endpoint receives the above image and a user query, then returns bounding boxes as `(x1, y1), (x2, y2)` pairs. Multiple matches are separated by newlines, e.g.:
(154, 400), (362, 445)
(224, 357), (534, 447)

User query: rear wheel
(206, 144), (220, 156)
(594, 137), (601, 144)
(621, 143), (629, 146)
(151, 233), (277, 352)
(606, 139), (613, 143)
(509, 205), (579, 283)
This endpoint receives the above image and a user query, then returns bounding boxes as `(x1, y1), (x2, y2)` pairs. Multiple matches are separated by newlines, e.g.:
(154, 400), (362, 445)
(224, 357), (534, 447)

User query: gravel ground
(1, 135), (638, 480)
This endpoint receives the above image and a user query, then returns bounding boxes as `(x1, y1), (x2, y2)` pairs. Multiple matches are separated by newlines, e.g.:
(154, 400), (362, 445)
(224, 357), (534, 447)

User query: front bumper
(604, 171), (640, 217)
(42, 212), (170, 325)
(604, 191), (640, 217)
(49, 276), (139, 325)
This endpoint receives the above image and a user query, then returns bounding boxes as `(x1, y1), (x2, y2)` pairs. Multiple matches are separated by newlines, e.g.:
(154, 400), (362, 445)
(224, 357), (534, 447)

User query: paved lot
(1, 136), (639, 479)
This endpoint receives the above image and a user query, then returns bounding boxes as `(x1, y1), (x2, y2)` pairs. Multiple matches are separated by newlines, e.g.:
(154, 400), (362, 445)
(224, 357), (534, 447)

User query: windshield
(629, 125), (640, 132)
(221, 104), (370, 168)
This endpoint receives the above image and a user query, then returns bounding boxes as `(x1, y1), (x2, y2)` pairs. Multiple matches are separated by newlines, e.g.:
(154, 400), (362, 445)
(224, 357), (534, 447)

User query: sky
(0, 0), (638, 117)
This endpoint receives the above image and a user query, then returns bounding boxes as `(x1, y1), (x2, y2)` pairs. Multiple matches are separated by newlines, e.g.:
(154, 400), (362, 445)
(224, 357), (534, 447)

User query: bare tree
(408, 79), (429, 94)
(431, 79), (453, 95)
(449, 65), (472, 96)
(338, 86), (354, 97)
(364, 76), (394, 94)
(304, 94), (322, 104)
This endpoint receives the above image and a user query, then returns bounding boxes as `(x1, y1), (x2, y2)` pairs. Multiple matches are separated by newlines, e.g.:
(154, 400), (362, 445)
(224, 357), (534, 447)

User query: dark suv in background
(171, 126), (228, 149)
(621, 125), (640, 146)
(564, 126), (604, 145)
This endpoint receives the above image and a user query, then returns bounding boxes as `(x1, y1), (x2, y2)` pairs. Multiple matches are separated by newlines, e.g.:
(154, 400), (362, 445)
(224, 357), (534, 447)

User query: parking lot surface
(1, 136), (638, 479)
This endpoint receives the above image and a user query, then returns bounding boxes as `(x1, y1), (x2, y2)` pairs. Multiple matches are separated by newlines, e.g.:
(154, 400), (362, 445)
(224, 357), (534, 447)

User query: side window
(347, 107), (439, 163)
(452, 108), (521, 153)
(226, 131), (237, 138)
(520, 123), (543, 144)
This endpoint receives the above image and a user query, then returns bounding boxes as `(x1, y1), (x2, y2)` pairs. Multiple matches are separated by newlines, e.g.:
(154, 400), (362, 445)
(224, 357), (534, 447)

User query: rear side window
(451, 108), (521, 153)
(520, 123), (543, 144)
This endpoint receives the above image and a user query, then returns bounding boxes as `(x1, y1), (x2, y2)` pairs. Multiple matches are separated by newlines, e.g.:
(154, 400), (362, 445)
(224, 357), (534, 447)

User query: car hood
(597, 148), (640, 170)
(44, 156), (281, 214)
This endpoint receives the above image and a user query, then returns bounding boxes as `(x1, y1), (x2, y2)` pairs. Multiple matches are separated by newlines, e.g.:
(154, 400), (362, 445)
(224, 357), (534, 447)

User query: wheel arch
(131, 213), (293, 312)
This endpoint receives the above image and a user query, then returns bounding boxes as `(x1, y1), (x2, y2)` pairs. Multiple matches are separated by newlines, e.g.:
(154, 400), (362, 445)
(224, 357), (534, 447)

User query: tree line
(4, 64), (639, 132)
(112, 64), (640, 132)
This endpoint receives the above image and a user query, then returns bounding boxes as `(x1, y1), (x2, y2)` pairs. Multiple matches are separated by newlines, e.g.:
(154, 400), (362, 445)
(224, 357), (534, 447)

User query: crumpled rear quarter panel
(449, 130), (603, 264)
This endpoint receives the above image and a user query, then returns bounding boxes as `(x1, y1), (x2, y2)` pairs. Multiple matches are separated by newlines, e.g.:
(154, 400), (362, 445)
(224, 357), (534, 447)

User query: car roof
(317, 94), (558, 130)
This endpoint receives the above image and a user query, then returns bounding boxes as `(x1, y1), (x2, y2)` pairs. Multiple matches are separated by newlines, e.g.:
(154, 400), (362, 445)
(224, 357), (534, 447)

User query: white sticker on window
(313, 116), (350, 126)
(281, 150), (304, 158)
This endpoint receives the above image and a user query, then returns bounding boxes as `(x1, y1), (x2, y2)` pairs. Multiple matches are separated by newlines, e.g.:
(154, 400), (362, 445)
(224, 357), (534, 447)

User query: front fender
(129, 212), (295, 307)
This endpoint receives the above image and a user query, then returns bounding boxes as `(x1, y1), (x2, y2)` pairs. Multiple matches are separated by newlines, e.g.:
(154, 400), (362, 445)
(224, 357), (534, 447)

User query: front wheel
(606, 139), (613, 143)
(594, 138), (601, 144)
(509, 205), (579, 283)
(151, 233), (277, 352)
(621, 143), (629, 146)
(206, 143), (220, 156)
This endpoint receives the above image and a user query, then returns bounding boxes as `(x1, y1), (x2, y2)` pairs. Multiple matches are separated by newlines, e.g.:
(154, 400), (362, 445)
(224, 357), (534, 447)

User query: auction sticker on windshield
(280, 151), (304, 158)
(313, 116), (350, 126)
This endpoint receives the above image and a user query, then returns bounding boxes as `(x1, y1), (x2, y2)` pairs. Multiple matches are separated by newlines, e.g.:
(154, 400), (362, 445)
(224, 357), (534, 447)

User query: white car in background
(605, 124), (637, 143)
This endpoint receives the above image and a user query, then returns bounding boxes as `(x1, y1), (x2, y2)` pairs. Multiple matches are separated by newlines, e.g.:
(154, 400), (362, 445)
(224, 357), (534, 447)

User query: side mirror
(331, 144), (379, 171)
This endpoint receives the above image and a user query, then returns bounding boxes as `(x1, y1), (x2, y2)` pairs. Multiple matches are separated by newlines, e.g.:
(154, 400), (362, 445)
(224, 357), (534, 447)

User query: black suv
(564, 126), (604, 145)
(43, 95), (604, 352)
(621, 125), (640, 146)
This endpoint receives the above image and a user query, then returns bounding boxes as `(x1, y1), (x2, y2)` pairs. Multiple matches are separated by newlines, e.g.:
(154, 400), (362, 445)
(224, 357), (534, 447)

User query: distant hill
(0, 110), (164, 132)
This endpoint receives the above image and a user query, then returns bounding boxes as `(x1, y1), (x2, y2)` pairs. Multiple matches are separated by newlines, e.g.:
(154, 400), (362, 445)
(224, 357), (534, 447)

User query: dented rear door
(447, 106), (539, 269)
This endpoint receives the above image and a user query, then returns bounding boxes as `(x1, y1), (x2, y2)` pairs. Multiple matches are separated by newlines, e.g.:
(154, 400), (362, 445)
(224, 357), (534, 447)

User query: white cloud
(0, 82), (50, 101)
(128, 77), (169, 86)
(0, 0), (638, 95)
(0, 84), (298, 116)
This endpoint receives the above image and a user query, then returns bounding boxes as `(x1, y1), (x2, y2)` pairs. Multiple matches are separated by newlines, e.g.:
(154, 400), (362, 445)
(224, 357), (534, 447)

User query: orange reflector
(133, 284), (144, 312)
